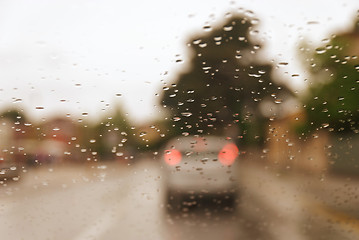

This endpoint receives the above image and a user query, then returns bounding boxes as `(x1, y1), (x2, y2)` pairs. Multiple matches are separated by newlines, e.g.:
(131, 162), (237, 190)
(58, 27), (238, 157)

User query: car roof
(165, 136), (236, 152)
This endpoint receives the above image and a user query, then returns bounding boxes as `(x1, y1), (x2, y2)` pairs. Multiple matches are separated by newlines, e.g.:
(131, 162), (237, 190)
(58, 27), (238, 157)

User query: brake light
(164, 149), (182, 166)
(218, 143), (239, 166)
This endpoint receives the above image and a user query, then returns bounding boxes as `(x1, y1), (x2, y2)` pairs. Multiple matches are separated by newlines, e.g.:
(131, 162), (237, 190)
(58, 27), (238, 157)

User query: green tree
(300, 19), (359, 134)
(86, 107), (133, 160)
(0, 108), (28, 124)
(161, 13), (291, 145)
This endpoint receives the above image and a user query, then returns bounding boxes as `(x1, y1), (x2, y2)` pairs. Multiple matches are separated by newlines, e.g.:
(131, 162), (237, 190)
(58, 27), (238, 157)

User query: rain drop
(223, 25), (233, 31)
(181, 112), (193, 117)
(173, 117), (181, 122)
(203, 25), (212, 32)
(315, 47), (326, 54)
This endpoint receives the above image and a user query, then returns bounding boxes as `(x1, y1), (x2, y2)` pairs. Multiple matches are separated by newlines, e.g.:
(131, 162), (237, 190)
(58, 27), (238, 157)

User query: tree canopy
(301, 19), (359, 134)
(161, 14), (292, 144)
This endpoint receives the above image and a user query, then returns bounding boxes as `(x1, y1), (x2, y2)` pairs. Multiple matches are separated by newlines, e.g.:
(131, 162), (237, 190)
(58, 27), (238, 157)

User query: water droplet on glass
(12, 176), (20, 181)
(181, 112), (193, 117)
(193, 39), (201, 45)
(315, 47), (326, 54)
(251, 18), (260, 25)
(249, 30), (259, 36)
(173, 117), (181, 122)
(307, 21), (319, 25)
(278, 62), (288, 66)
(244, 10), (255, 17)
(203, 25), (212, 32)
(223, 25), (233, 31)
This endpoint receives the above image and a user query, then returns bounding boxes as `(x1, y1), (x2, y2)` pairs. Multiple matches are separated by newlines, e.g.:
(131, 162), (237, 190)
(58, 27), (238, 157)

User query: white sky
(0, 0), (358, 124)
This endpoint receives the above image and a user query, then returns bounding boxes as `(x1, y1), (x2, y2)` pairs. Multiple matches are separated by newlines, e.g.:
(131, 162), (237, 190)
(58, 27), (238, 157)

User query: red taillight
(218, 143), (239, 166)
(164, 149), (182, 166)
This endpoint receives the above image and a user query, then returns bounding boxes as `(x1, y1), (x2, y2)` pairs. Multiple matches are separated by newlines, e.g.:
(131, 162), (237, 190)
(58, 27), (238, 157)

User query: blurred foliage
(161, 13), (292, 145)
(0, 108), (27, 124)
(134, 118), (174, 152)
(300, 18), (359, 134)
(87, 108), (134, 160)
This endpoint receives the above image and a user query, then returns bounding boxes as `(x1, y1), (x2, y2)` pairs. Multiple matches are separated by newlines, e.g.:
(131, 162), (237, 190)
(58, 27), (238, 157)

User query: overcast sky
(0, 0), (358, 124)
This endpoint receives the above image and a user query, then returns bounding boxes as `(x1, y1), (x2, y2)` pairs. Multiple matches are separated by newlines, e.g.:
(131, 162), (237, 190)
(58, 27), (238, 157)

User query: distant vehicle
(162, 136), (240, 212)
(0, 157), (21, 181)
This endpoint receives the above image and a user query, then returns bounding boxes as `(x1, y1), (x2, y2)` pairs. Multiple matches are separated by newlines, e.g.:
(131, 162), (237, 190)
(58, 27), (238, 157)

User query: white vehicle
(162, 136), (240, 212)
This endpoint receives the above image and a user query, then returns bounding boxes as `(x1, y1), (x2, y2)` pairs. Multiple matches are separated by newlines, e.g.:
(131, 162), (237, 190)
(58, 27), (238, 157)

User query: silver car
(162, 136), (240, 212)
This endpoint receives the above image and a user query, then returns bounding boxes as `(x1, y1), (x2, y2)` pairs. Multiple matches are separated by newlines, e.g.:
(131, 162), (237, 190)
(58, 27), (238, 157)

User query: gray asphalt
(0, 161), (247, 240)
(0, 159), (357, 240)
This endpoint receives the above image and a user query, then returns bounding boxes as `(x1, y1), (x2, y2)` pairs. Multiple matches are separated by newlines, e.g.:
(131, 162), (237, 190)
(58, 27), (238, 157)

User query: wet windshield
(1, 1), (359, 239)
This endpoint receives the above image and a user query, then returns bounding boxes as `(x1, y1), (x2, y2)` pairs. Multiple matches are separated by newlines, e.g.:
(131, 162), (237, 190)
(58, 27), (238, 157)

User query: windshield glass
(1, 1), (359, 239)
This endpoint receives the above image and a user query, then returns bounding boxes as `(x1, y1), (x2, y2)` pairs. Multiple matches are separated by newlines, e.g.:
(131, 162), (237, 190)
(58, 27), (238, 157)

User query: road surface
(0, 159), (358, 239)
(0, 160), (248, 240)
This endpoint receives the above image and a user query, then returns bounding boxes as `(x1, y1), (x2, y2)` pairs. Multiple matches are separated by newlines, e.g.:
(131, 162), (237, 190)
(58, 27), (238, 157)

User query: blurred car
(162, 136), (240, 212)
(0, 157), (21, 181)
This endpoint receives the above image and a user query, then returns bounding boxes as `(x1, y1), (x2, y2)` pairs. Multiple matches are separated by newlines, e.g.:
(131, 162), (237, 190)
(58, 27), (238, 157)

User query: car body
(162, 135), (240, 212)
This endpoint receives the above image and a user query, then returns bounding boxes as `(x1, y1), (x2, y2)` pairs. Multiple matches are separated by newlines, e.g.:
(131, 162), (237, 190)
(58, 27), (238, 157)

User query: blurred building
(36, 117), (78, 164)
(266, 111), (329, 174)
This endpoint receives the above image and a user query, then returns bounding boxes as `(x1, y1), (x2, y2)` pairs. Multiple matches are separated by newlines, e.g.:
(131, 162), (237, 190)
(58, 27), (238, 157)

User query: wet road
(0, 159), (358, 240)
(0, 160), (248, 240)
